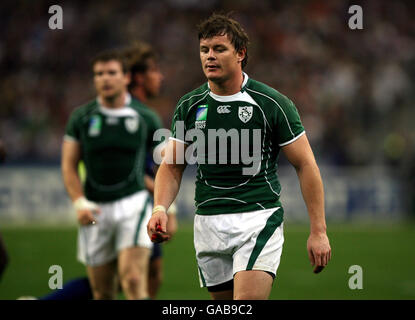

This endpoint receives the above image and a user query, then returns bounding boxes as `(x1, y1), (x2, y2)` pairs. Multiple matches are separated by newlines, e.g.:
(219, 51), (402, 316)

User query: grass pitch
(0, 222), (414, 300)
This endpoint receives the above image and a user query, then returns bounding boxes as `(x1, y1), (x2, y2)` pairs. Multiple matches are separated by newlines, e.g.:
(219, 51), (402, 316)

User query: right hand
(73, 197), (100, 226)
(147, 209), (170, 243)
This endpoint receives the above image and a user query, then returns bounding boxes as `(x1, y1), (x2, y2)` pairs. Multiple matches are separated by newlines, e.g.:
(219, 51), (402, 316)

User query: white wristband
(152, 205), (167, 215)
(73, 196), (99, 211)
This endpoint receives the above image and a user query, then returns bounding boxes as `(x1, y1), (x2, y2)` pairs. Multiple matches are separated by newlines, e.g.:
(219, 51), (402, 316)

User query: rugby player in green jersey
(62, 50), (162, 299)
(148, 13), (331, 300)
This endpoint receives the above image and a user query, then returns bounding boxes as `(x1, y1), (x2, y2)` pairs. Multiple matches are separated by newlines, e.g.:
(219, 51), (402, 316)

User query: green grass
(0, 222), (414, 300)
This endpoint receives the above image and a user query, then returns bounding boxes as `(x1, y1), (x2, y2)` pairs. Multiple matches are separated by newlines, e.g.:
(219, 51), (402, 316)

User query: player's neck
(100, 91), (127, 109)
(208, 71), (244, 96)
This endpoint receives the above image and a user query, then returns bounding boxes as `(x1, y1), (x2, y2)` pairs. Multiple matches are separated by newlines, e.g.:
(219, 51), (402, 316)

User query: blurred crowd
(0, 0), (414, 172)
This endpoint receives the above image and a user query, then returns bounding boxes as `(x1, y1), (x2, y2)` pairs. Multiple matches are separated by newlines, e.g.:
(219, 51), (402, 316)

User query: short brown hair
(91, 49), (128, 73)
(197, 13), (249, 69)
(122, 41), (157, 89)
(123, 41), (157, 74)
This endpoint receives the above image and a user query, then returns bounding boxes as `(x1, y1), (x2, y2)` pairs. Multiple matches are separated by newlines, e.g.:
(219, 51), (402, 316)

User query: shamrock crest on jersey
(125, 116), (139, 133)
(238, 106), (253, 123)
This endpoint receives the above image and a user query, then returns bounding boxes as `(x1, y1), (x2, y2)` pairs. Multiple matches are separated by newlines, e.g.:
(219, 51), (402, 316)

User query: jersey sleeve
(64, 110), (81, 142)
(274, 98), (305, 147)
(170, 98), (188, 144)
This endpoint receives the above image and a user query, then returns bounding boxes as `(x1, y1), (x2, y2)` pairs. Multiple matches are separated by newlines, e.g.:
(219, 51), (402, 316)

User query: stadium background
(0, 0), (414, 299)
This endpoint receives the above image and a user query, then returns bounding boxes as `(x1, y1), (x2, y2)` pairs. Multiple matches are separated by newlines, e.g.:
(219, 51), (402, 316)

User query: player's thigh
(86, 260), (118, 299)
(208, 279), (234, 300)
(118, 246), (151, 279)
(233, 270), (273, 300)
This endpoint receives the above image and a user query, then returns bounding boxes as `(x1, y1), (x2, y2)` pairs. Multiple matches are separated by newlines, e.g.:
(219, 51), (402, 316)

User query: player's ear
(124, 71), (131, 86)
(237, 48), (246, 64)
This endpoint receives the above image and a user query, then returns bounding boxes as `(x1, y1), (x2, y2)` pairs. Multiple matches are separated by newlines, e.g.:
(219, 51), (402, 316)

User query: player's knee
(234, 289), (268, 300)
(92, 289), (115, 300)
(234, 292), (260, 300)
(121, 272), (144, 292)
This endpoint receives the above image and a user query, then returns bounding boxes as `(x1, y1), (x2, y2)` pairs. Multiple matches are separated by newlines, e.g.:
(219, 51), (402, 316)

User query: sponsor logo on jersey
(88, 115), (102, 136)
(195, 104), (208, 129)
(125, 116), (139, 133)
(238, 106), (253, 123)
(217, 105), (231, 114)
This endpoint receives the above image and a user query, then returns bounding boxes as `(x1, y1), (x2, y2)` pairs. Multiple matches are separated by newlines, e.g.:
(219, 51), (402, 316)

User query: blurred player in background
(21, 43), (175, 300)
(148, 13), (331, 300)
(61, 49), (163, 299)
(123, 41), (178, 299)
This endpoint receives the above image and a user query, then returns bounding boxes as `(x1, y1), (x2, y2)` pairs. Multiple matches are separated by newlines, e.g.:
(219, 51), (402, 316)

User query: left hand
(307, 232), (332, 274)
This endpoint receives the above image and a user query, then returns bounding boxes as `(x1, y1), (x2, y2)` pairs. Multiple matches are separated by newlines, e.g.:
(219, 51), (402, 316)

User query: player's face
(199, 34), (245, 83)
(93, 60), (130, 99)
(142, 58), (164, 98)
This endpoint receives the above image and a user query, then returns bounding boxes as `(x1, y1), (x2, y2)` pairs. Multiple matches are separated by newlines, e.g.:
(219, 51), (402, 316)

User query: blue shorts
(150, 242), (162, 261)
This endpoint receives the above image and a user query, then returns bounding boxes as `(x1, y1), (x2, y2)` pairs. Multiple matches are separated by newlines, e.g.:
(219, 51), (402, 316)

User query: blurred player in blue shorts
(123, 41), (178, 299)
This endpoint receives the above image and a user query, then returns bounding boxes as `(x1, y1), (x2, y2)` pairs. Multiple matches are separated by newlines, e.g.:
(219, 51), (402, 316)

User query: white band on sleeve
(169, 137), (189, 145)
(278, 131), (306, 147)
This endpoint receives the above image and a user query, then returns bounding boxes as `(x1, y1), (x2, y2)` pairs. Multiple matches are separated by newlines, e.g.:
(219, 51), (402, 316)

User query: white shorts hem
(203, 276), (234, 288)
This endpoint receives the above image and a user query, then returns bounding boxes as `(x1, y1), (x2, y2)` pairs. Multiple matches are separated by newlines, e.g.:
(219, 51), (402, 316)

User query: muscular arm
(282, 134), (331, 272)
(61, 140), (99, 225)
(147, 140), (187, 240)
(61, 140), (83, 201)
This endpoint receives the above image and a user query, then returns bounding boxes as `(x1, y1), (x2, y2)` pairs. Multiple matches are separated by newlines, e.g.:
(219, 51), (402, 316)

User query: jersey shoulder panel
(176, 83), (210, 114)
(246, 78), (304, 145)
(65, 99), (99, 140)
(245, 79), (293, 110)
(70, 99), (99, 120)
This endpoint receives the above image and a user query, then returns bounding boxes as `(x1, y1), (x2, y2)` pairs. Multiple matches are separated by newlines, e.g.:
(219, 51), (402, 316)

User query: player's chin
(205, 70), (222, 81)
(99, 88), (117, 99)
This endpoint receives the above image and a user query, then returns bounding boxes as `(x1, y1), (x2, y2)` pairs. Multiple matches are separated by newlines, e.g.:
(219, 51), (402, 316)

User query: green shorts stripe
(134, 195), (150, 246)
(198, 266), (207, 287)
(246, 208), (283, 270)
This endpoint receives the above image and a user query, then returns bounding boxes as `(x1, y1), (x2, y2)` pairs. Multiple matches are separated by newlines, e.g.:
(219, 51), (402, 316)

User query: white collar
(97, 93), (137, 117)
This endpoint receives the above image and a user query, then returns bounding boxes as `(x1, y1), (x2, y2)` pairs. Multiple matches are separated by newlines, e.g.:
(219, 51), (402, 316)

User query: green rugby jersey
(64, 94), (162, 202)
(171, 73), (305, 215)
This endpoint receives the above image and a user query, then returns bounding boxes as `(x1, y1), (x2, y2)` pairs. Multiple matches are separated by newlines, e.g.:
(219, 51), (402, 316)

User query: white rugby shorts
(77, 190), (153, 266)
(194, 207), (284, 288)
